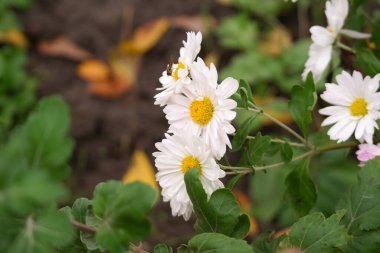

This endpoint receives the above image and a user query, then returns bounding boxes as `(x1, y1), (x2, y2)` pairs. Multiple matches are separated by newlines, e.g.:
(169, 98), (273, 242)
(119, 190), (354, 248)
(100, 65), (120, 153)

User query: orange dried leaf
(0, 29), (28, 48)
(122, 149), (158, 191)
(118, 17), (169, 55)
(110, 54), (140, 89)
(78, 59), (111, 82)
(88, 80), (129, 99)
(233, 189), (259, 237)
(169, 15), (217, 33)
(233, 189), (251, 212)
(259, 26), (292, 57)
(38, 36), (92, 61)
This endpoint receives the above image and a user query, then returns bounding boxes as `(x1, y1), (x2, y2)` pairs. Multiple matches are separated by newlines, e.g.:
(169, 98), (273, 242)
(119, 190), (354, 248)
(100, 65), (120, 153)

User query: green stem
(262, 110), (309, 146)
(337, 42), (356, 54)
(220, 141), (358, 174)
(243, 134), (306, 148)
(237, 106), (310, 147)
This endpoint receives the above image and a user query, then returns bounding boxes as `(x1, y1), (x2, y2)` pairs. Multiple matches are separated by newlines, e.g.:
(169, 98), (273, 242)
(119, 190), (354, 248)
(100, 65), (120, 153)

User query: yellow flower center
(181, 155), (202, 174)
(327, 27), (334, 33)
(190, 97), (214, 126)
(173, 62), (185, 81)
(350, 98), (368, 116)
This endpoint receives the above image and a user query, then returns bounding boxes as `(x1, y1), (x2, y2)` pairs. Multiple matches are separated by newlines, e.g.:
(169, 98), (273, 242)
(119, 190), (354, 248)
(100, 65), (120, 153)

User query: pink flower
(356, 143), (380, 166)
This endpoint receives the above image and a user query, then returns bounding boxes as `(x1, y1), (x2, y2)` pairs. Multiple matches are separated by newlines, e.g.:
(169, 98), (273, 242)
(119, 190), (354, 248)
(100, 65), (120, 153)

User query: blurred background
(2, 0), (378, 249)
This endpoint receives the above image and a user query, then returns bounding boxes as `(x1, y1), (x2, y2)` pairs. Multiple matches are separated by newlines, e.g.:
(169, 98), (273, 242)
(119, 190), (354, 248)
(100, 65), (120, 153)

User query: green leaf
(342, 229), (380, 253)
(239, 87), (249, 108)
(0, 0), (33, 9)
(285, 159), (316, 216)
(216, 14), (257, 50)
(288, 73), (316, 137)
(239, 79), (253, 103)
(184, 169), (250, 238)
(0, 96), (73, 181)
(185, 233), (254, 253)
(355, 48), (380, 76)
(22, 97), (73, 179)
(231, 214), (250, 239)
(280, 39), (310, 75)
(226, 174), (244, 190)
(338, 157), (380, 231)
(5, 211), (75, 253)
(72, 198), (91, 224)
(251, 167), (289, 222)
(221, 51), (283, 84)
(312, 144), (359, 216)
(233, 0), (286, 17)
(154, 244), (173, 253)
(80, 212), (103, 251)
(92, 181), (157, 253)
(287, 211), (349, 253)
(336, 157), (380, 253)
(232, 115), (258, 152)
(0, 171), (67, 214)
(247, 132), (271, 165)
(252, 231), (281, 253)
(280, 142), (293, 162)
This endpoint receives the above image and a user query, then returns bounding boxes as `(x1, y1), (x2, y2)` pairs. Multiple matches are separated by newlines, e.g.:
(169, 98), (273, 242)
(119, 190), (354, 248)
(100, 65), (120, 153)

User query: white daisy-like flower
(319, 71), (380, 143)
(302, 0), (370, 82)
(164, 58), (238, 159)
(154, 32), (202, 106)
(154, 133), (225, 220)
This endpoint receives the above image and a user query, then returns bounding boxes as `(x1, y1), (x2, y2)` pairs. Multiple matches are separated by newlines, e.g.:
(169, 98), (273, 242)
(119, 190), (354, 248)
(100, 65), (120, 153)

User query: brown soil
(21, 0), (232, 248)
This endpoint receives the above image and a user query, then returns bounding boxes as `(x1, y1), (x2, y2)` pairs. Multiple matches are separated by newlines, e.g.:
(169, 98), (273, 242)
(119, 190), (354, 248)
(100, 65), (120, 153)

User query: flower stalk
(220, 141), (358, 174)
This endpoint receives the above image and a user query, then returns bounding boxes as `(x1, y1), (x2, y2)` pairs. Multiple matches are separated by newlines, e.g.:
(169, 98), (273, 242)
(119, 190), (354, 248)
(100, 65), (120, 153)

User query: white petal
(340, 29), (371, 39)
(217, 77), (239, 99)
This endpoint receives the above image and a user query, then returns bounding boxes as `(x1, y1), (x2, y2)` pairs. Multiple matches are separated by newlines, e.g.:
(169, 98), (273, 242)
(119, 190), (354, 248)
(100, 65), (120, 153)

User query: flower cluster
(301, 0), (379, 166)
(303, 0), (370, 82)
(153, 32), (238, 220)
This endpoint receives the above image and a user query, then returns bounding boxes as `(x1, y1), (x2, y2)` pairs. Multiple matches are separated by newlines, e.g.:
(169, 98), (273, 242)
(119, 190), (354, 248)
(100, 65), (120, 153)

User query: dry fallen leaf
(77, 55), (140, 99)
(38, 36), (92, 61)
(77, 59), (110, 82)
(122, 149), (159, 191)
(78, 17), (168, 99)
(109, 54), (140, 89)
(0, 29), (28, 48)
(169, 15), (217, 34)
(259, 25), (292, 57)
(118, 17), (169, 55)
(233, 189), (259, 238)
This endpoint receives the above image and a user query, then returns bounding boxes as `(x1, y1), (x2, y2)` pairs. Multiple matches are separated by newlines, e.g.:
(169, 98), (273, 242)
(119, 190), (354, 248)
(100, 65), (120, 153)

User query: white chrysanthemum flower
(319, 71), (380, 143)
(154, 133), (225, 220)
(303, 0), (370, 82)
(164, 58), (238, 159)
(154, 32), (202, 106)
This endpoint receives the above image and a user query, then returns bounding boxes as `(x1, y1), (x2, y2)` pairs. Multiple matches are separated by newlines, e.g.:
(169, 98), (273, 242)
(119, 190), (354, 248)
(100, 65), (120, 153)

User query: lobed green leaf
(184, 169), (250, 238)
